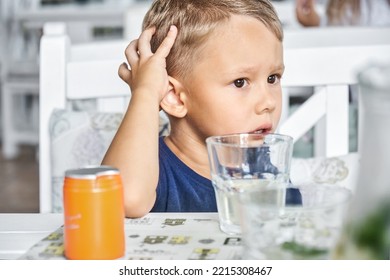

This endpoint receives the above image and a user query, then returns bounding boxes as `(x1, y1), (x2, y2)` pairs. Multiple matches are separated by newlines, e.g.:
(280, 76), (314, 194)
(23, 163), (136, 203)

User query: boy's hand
(119, 25), (178, 104)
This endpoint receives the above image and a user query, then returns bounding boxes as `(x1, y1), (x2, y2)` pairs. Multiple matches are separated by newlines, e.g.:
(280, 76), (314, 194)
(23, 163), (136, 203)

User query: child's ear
(160, 76), (188, 118)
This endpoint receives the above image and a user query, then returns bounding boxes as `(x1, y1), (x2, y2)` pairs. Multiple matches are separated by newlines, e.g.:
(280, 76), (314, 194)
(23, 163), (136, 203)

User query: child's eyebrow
(226, 64), (285, 76)
(271, 64), (285, 73)
(224, 66), (259, 75)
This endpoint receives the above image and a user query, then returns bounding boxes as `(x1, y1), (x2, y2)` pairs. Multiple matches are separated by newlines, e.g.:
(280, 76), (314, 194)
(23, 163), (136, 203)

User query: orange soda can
(63, 166), (125, 260)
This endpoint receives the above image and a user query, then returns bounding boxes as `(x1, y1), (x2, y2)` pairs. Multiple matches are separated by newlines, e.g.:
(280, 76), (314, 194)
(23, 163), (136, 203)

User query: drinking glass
(239, 184), (352, 259)
(206, 133), (293, 235)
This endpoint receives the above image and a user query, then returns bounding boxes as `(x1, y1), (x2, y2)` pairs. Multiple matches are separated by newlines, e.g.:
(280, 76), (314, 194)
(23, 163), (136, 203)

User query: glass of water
(206, 133), (294, 235)
(239, 184), (352, 259)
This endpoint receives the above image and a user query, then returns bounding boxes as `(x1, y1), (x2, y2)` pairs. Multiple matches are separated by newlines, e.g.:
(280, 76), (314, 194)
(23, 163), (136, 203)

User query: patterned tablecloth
(19, 213), (242, 260)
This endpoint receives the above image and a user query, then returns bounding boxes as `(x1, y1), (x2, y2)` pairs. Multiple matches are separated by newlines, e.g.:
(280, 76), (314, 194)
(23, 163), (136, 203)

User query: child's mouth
(250, 128), (271, 135)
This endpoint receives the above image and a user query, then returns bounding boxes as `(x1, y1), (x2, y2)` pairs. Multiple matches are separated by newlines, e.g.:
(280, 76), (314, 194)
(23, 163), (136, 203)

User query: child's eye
(233, 78), (247, 88)
(267, 74), (280, 84)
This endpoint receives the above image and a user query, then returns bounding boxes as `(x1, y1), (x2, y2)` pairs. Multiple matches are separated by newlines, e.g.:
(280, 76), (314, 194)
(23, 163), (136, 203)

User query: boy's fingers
(155, 25), (178, 58)
(138, 26), (156, 57)
(125, 39), (140, 65)
(118, 62), (131, 82)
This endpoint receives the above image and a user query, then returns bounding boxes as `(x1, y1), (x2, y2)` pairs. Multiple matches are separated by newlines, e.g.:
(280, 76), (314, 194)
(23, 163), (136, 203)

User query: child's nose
(254, 88), (277, 114)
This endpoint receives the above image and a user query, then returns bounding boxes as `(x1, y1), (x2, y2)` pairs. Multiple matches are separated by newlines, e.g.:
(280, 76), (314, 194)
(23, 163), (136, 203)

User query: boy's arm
(102, 26), (178, 218)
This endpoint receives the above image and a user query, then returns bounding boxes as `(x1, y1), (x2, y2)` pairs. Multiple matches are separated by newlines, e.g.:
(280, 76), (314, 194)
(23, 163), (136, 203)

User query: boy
(102, 0), (293, 218)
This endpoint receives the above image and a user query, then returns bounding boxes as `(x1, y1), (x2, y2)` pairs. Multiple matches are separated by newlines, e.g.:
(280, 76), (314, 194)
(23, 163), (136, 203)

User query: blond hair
(142, 0), (282, 79)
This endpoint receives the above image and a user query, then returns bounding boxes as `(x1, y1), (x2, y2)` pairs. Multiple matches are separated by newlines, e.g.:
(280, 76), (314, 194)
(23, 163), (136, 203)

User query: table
(0, 213), (63, 260)
(0, 213), (242, 260)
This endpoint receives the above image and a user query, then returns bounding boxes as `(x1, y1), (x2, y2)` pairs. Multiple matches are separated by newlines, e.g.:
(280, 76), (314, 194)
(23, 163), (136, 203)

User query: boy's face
(180, 14), (284, 140)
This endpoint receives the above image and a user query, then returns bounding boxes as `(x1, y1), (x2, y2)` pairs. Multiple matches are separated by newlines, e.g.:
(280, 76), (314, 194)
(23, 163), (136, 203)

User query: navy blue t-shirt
(151, 137), (301, 212)
(151, 137), (217, 212)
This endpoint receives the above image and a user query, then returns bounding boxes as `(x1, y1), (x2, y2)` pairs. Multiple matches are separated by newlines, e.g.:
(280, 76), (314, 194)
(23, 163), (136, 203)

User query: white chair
(280, 43), (390, 157)
(282, 27), (390, 101)
(39, 22), (129, 213)
(280, 26), (390, 157)
(284, 26), (390, 49)
(39, 21), (171, 213)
